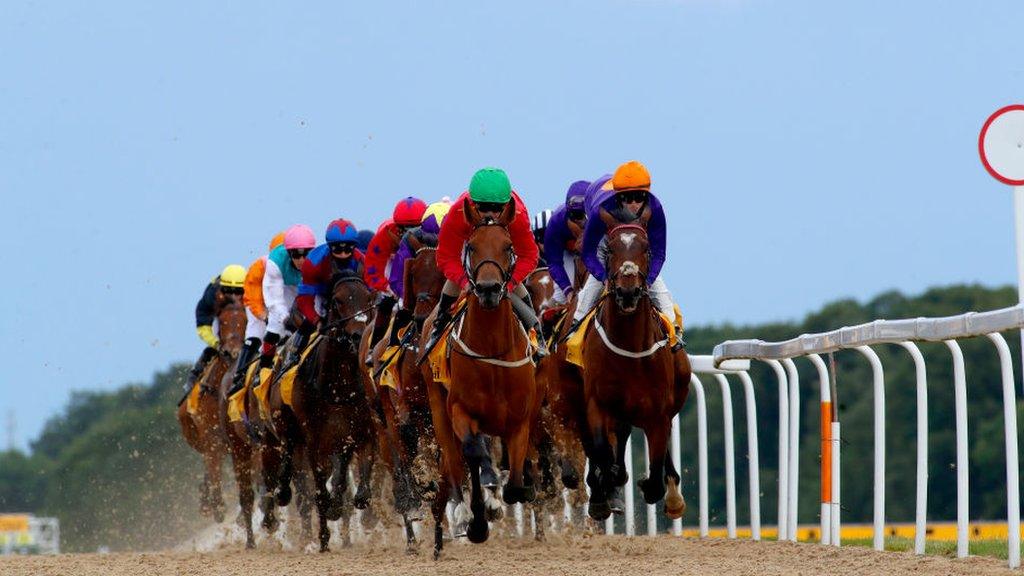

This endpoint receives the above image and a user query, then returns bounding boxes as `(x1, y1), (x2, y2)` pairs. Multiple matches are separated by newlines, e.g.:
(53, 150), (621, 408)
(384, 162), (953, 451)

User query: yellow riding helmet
(220, 264), (247, 288)
(422, 201), (452, 225)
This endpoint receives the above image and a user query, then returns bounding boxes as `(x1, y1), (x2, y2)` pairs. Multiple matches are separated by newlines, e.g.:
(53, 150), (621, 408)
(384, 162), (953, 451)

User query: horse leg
(639, 421), (670, 506)
(308, 438), (335, 552)
(608, 421), (631, 514)
(276, 437), (295, 507)
(259, 443), (282, 533)
(352, 440), (374, 511)
(292, 456), (315, 546)
(329, 449), (352, 521)
(584, 398), (612, 520)
(431, 475), (451, 560)
(502, 422), (533, 505)
(203, 448), (226, 523)
(230, 441), (256, 548)
(662, 435), (686, 519)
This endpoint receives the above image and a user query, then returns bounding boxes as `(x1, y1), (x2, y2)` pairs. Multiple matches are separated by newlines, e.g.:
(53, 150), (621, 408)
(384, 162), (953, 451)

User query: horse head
(601, 206), (652, 315)
(326, 271), (373, 354)
(403, 232), (444, 328)
(216, 293), (247, 359)
(463, 198), (516, 310)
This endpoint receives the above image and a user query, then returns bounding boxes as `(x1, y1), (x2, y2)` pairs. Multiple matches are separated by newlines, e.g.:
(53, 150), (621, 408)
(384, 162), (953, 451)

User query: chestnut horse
(422, 200), (542, 559)
(177, 293), (246, 525)
(524, 267), (555, 317)
(360, 231), (446, 548)
(288, 271), (377, 552)
(581, 211), (691, 521)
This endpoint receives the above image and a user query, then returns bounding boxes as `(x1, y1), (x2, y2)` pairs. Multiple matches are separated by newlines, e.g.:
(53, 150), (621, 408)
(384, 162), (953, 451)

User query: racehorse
(524, 267), (555, 317)
(288, 271), (377, 552)
(580, 209), (691, 521)
(177, 293), (246, 525)
(423, 199), (542, 559)
(360, 230), (446, 550)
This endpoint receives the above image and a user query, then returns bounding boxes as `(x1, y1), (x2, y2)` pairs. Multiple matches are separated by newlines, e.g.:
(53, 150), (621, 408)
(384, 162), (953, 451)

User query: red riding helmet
(392, 197), (428, 227)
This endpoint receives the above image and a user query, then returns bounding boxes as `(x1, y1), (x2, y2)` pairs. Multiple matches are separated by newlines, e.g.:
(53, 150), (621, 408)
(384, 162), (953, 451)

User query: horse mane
(406, 228), (439, 249)
(331, 268), (365, 287)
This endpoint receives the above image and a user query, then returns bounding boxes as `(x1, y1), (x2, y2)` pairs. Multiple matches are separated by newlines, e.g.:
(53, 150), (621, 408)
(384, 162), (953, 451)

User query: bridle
(323, 277), (373, 346)
(462, 222), (515, 300)
(604, 224), (651, 296)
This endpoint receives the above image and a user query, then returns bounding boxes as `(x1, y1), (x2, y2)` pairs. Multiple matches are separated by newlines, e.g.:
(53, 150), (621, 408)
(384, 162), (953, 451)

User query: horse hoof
(326, 500), (344, 521)
(480, 467), (500, 489)
(639, 476), (666, 505)
(561, 469), (580, 490)
(262, 514), (279, 533)
(664, 495), (686, 520)
(353, 490), (371, 510)
(466, 517), (489, 544)
(588, 500), (611, 521)
(245, 539), (256, 550)
(609, 486), (625, 514)
(433, 548), (442, 561)
(276, 484), (292, 507)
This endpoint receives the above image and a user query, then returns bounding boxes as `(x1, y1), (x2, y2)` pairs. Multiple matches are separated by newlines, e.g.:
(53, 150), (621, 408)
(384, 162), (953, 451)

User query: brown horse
(581, 211), (691, 521)
(524, 267), (555, 316)
(360, 231), (446, 548)
(423, 200), (542, 558)
(288, 271), (377, 552)
(177, 293), (246, 525)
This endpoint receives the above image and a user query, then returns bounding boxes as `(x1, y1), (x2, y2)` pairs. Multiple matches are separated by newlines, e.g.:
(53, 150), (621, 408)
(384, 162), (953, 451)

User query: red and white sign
(979, 104), (1024, 186)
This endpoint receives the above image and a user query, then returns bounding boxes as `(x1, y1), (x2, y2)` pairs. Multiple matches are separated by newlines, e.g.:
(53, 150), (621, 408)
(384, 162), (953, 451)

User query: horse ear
(599, 207), (617, 231)
(464, 197), (482, 226)
(407, 232), (423, 253)
(497, 199), (516, 227)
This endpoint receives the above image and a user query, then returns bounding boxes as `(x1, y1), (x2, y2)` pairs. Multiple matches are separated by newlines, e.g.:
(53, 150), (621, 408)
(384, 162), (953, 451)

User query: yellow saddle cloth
(279, 334), (321, 408)
(427, 300), (470, 389)
(566, 304), (683, 369)
(376, 321), (413, 391)
(226, 361), (259, 424)
(186, 361), (217, 416)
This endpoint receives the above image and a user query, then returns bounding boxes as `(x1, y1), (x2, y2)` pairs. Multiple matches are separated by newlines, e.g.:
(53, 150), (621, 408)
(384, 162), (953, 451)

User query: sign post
(979, 104), (1024, 393)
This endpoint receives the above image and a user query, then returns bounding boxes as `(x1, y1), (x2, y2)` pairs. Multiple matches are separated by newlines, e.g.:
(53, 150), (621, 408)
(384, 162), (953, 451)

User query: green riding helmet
(468, 167), (512, 204)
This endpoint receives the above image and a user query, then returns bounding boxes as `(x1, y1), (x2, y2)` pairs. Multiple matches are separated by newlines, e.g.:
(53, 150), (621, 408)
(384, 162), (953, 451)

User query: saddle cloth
(226, 361), (259, 424)
(186, 360), (218, 416)
(566, 303), (683, 369)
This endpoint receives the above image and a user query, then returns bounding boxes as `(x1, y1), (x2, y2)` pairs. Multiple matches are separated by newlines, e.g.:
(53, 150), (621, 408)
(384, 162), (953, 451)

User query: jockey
(567, 161), (682, 352)
(531, 209), (553, 267)
(389, 199), (451, 305)
(292, 218), (366, 358)
(226, 231), (285, 395)
(425, 167), (548, 358)
(356, 229), (375, 253)
(385, 199), (451, 344)
(182, 264), (247, 396)
(364, 197), (428, 361)
(260, 224), (316, 369)
(543, 179), (593, 307)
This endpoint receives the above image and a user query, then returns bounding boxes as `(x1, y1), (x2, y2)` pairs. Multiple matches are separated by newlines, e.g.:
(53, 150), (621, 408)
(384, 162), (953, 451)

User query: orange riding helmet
(611, 160), (651, 193)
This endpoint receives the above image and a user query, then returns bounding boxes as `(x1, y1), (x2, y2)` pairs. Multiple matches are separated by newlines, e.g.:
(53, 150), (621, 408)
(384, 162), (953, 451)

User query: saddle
(185, 360), (218, 416)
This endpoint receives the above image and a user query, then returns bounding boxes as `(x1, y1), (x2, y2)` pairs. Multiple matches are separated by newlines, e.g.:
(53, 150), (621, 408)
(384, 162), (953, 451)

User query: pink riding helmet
(284, 224), (316, 250)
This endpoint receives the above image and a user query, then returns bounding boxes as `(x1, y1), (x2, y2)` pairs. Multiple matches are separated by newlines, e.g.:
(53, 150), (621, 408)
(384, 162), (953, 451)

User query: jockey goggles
(221, 286), (244, 296)
(329, 242), (355, 254)
(618, 190), (648, 204)
(568, 208), (586, 222)
(475, 200), (507, 215)
(288, 248), (311, 259)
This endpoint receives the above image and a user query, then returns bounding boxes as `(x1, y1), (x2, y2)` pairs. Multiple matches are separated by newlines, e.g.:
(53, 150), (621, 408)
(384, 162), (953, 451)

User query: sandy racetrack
(1, 536), (1017, 576)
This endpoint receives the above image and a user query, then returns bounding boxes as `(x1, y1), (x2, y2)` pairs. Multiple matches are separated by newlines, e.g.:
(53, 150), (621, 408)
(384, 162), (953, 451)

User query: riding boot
(227, 338), (259, 396)
(282, 327), (312, 373)
(509, 293), (548, 360)
(178, 347), (217, 405)
(672, 327), (686, 353)
(419, 293), (458, 363)
(259, 332), (281, 370)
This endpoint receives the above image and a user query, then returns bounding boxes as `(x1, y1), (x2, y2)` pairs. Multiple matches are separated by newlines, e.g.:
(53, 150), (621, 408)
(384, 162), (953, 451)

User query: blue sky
(2, 1), (1022, 450)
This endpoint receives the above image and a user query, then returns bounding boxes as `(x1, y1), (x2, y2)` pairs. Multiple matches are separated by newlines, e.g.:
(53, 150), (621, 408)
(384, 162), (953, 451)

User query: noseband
(605, 224), (651, 288)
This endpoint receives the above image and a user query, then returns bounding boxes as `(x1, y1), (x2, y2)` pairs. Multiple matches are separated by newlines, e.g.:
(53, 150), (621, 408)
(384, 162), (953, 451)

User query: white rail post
(828, 353), (841, 547)
(764, 360), (790, 541)
(643, 436), (657, 536)
(806, 354), (832, 545)
(624, 435), (635, 536)
(986, 332), (1021, 569)
(690, 374), (709, 538)
(853, 346), (885, 552)
(782, 358), (801, 542)
(714, 374), (737, 538)
(737, 371), (762, 541)
(897, 341), (928, 556)
(671, 413), (682, 536)
(944, 339), (969, 559)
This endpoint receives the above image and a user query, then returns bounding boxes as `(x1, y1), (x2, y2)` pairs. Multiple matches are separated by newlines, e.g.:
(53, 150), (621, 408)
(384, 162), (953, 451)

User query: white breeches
(572, 275), (675, 321)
